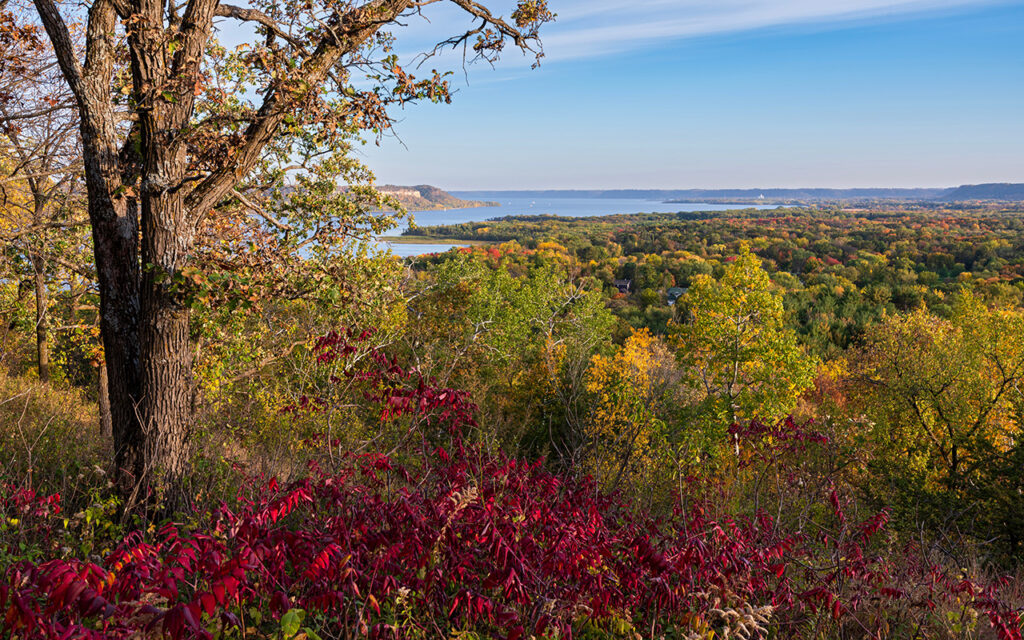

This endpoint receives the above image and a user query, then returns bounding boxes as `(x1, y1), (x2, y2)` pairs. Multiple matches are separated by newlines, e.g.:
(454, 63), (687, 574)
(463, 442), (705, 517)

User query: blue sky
(356, 0), (1024, 190)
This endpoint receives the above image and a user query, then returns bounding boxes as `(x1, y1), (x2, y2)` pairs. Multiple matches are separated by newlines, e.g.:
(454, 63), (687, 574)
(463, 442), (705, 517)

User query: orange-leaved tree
(0, 4), (86, 385)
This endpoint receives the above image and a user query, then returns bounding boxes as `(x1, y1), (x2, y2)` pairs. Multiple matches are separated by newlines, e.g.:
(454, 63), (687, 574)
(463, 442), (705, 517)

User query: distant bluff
(938, 183), (1024, 202)
(377, 185), (499, 211)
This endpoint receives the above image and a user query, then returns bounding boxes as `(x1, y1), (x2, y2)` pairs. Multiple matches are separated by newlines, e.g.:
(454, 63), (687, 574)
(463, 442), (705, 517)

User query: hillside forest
(1, 0), (1023, 638)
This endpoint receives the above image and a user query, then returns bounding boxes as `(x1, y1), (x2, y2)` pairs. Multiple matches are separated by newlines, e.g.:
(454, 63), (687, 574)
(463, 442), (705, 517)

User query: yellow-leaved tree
(670, 245), (818, 438)
(584, 328), (681, 493)
(851, 293), (1024, 556)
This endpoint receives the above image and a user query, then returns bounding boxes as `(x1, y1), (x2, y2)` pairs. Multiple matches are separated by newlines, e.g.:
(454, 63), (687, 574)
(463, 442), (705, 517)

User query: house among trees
(666, 287), (687, 306)
(613, 279), (632, 294)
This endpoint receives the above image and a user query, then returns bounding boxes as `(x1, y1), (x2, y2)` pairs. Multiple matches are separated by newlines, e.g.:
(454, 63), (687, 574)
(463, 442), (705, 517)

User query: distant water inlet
(377, 194), (779, 257)
(382, 242), (473, 258)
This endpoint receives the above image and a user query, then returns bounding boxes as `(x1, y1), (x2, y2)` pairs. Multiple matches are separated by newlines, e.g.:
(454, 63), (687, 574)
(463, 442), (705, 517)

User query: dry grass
(0, 369), (107, 499)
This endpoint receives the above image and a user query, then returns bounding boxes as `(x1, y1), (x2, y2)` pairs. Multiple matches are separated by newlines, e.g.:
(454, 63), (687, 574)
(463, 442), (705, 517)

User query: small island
(377, 184), (499, 211)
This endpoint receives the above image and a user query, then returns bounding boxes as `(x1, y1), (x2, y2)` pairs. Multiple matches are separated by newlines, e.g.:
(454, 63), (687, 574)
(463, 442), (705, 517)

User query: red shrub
(2, 333), (1021, 639)
(4, 444), (1022, 639)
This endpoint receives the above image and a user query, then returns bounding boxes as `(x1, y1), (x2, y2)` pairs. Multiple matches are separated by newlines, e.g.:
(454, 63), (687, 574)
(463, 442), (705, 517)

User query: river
(380, 192), (778, 257)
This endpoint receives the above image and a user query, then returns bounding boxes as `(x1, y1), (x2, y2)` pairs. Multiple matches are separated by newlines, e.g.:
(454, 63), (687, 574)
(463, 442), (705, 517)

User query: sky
(355, 0), (1024, 190)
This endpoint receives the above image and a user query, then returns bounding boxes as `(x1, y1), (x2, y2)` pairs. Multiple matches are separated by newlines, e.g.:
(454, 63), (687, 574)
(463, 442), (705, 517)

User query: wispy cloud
(538, 0), (1008, 60)
(381, 0), (1008, 72)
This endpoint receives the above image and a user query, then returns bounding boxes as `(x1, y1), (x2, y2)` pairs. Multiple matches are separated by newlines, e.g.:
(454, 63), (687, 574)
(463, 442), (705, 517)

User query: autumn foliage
(3, 333), (1021, 640)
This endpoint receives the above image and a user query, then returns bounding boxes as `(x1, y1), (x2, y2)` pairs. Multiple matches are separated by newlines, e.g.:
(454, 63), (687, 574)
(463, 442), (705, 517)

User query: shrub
(3, 438), (1022, 639)
(1, 333), (1020, 639)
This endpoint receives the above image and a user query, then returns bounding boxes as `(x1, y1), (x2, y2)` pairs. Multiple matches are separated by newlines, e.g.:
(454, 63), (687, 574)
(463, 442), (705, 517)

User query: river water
(380, 193), (778, 257)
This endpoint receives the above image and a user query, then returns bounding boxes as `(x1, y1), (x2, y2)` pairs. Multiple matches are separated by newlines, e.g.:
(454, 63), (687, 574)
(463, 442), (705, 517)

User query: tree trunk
(83, 131), (194, 501)
(32, 0), (148, 495)
(31, 252), (50, 383)
(138, 181), (194, 497)
(90, 199), (144, 485)
(79, 127), (146, 490)
(98, 349), (112, 438)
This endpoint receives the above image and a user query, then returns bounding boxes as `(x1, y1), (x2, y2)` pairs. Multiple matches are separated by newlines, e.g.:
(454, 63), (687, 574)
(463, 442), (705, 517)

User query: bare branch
(0, 219), (89, 242)
(230, 188), (293, 231)
(214, 4), (309, 53)
(0, 102), (76, 121)
(415, 0), (548, 71)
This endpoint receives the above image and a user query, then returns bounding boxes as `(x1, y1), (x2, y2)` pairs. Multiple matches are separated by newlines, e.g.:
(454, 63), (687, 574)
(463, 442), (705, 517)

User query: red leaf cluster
(3, 336), (1021, 639)
(5, 441), (1021, 639)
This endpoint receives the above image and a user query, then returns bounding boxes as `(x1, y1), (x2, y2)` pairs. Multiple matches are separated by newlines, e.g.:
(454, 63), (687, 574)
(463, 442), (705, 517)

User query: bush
(1, 335), (1021, 639)
(3, 438), (1022, 639)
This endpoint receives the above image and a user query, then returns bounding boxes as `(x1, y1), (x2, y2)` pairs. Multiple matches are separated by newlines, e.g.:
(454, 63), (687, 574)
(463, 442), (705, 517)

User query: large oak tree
(29, 0), (551, 499)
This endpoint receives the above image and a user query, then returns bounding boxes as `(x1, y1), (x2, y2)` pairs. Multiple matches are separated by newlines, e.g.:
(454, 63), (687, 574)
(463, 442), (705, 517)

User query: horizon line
(438, 185), (989, 192)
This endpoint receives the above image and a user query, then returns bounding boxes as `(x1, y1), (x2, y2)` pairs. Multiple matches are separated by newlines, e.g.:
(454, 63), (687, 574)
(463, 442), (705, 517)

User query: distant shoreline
(451, 184), (1024, 203)
(379, 235), (491, 246)
(664, 199), (788, 206)
(400, 200), (500, 212)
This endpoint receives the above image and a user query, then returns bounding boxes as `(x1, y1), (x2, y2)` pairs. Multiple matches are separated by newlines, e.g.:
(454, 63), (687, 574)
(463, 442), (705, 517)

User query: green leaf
(280, 609), (305, 638)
